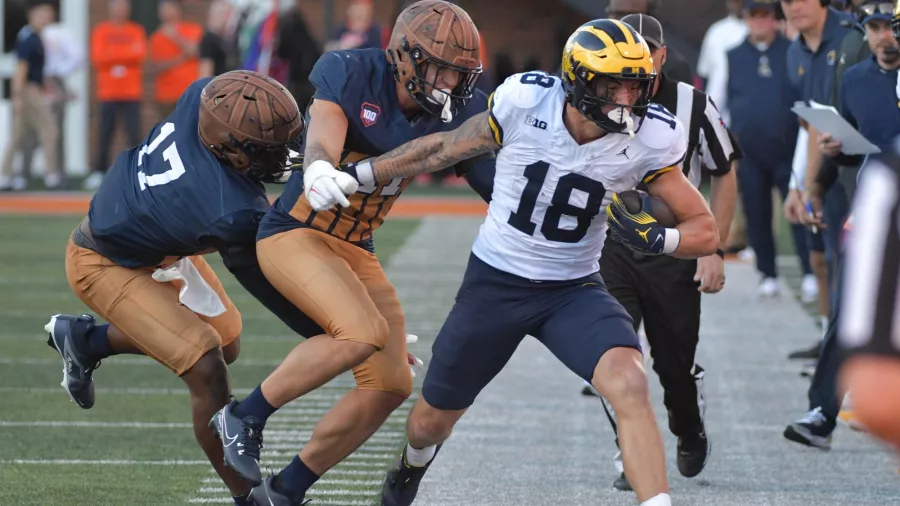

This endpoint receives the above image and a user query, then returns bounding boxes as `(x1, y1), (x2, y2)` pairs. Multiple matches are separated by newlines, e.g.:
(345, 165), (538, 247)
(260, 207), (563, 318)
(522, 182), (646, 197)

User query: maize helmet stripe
(613, 19), (638, 46)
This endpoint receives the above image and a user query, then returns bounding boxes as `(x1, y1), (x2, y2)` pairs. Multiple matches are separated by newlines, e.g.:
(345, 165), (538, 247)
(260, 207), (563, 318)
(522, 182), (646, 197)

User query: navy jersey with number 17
(88, 78), (271, 268)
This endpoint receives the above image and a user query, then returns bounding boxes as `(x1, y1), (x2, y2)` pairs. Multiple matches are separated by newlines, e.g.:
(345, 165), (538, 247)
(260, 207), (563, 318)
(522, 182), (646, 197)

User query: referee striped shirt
(652, 73), (742, 187)
(840, 153), (900, 355)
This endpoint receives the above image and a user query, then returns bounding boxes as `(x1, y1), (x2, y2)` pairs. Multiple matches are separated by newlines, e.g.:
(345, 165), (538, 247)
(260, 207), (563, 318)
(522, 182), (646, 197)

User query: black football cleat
(783, 407), (835, 450)
(210, 400), (264, 486)
(381, 444), (442, 506)
(788, 341), (822, 360)
(677, 429), (711, 478)
(45, 314), (101, 409)
(249, 475), (309, 506)
(612, 472), (633, 491)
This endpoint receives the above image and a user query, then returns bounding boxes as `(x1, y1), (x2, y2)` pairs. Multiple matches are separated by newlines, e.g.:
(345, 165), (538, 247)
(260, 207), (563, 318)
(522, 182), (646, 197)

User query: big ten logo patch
(361, 102), (381, 127)
(525, 115), (547, 130)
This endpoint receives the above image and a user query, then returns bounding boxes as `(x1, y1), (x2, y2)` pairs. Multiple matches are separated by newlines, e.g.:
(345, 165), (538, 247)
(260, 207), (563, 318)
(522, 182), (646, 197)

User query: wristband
(354, 160), (375, 187)
(662, 228), (681, 255)
(715, 248), (725, 259)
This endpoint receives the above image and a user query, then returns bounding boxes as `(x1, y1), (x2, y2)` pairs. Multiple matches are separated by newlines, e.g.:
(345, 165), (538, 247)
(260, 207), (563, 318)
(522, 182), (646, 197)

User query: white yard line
(0, 357), (284, 367)
(2, 459), (211, 465)
(185, 218), (470, 505)
(0, 421), (193, 428)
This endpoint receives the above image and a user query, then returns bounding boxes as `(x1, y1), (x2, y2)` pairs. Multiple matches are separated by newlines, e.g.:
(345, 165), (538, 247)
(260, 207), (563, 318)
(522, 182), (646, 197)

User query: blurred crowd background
(0, 0), (764, 190)
(0, 0), (857, 263)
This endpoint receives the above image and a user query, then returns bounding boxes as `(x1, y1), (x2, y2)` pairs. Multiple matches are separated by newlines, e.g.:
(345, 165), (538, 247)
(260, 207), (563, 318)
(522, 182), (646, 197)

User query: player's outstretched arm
(304, 99), (348, 169)
(647, 169), (719, 259)
(302, 99), (360, 211)
(359, 111), (500, 182)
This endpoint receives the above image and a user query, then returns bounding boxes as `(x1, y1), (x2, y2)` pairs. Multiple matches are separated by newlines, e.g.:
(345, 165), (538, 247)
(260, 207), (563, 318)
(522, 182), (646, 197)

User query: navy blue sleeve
(833, 69), (862, 167)
(15, 34), (35, 61)
(202, 209), (265, 248)
(460, 155), (495, 204)
(836, 71), (856, 129)
(309, 52), (350, 104)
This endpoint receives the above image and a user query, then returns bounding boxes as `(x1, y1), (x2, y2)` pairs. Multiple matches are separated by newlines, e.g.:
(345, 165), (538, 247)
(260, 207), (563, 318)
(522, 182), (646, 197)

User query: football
(617, 189), (677, 227)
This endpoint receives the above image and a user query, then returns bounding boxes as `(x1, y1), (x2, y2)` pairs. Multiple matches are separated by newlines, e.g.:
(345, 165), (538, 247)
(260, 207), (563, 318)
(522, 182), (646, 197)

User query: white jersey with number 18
(471, 71), (687, 281)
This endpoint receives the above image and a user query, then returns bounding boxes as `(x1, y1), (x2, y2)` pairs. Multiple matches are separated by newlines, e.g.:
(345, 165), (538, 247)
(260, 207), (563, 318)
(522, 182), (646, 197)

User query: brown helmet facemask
(387, 0), (482, 121)
(198, 70), (305, 183)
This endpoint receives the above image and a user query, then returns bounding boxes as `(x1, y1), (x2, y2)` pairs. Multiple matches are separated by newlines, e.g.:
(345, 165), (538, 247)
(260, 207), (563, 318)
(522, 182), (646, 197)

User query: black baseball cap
(620, 13), (664, 49)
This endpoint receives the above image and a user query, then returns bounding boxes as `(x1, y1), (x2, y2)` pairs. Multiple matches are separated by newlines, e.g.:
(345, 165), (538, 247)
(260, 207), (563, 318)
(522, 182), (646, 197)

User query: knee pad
(353, 351), (413, 399)
(335, 311), (390, 351)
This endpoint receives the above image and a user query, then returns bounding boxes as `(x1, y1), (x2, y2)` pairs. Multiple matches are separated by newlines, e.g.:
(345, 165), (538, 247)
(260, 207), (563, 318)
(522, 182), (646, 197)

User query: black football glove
(606, 191), (678, 256)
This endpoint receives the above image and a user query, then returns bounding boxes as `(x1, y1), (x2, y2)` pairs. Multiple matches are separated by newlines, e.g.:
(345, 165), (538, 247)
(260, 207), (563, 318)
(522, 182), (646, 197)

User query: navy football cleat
(783, 407), (835, 450)
(210, 400), (264, 486)
(248, 475), (310, 506)
(381, 444), (441, 506)
(45, 314), (101, 409)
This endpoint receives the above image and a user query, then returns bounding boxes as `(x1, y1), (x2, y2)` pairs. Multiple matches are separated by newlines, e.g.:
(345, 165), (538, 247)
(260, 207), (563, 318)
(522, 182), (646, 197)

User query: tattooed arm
(361, 111), (500, 182)
(303, 99), (349, 170)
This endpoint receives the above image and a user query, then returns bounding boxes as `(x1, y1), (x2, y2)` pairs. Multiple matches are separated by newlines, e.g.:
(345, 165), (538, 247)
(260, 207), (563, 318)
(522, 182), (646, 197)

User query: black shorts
(421, 253), (640, 411)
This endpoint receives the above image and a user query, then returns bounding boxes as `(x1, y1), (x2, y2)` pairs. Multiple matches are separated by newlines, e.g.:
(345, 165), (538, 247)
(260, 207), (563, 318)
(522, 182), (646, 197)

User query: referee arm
(837, 153), (900, 449)
(697, 94), (741, 292)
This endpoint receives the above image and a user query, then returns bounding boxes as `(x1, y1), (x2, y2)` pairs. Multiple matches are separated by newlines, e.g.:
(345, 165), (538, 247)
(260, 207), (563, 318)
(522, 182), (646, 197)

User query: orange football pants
(256, 228), (412, 398)
(65, 235), (241, 375)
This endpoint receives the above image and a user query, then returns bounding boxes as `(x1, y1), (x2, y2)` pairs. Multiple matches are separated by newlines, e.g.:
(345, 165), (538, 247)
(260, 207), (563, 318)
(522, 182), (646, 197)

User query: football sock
(232, 493), (252, 506)
(85, 324), (113, 360)
(641, 493), (672, 506)
(405, 443), (436, 467)
(276, 455), (319, 503)
(234, 385), (277, 426)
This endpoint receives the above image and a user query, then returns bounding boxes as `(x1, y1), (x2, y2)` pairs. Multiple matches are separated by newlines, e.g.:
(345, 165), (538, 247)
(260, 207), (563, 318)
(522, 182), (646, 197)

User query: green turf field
(0, 215), (422, 506)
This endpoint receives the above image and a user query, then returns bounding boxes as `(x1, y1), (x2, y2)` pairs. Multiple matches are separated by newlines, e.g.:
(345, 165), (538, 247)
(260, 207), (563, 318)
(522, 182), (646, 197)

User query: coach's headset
(893, 0), (900, 40)
(560, 19), (656, 137)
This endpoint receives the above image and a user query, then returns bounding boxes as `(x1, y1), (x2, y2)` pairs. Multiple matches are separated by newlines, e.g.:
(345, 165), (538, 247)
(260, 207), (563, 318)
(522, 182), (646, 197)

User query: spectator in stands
(326, 0), (384, 52)
(277, 0), (321, 110)
(84, 0), (146, 192)
(698, 0), (748, 124)
(19, 17), (84, 189)
(725, 0), (813, 297)
(607, 0), (694, 83)
(0, 0), (59, 192)
(199, 0), (232, 78)
(150, 0), (202, 121)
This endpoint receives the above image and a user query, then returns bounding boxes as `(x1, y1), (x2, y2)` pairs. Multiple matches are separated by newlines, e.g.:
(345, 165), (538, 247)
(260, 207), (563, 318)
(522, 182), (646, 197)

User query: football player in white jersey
(307, 19), (718, 506)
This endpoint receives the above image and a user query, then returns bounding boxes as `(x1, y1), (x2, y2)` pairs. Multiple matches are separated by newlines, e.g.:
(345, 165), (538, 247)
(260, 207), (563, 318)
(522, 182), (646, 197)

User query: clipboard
(790, 101), (881, 156)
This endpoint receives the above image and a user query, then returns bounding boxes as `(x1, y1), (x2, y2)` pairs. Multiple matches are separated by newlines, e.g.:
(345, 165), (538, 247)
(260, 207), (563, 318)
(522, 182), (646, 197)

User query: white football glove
(303, 160), (359, 211)
(406, 333), (424, 378)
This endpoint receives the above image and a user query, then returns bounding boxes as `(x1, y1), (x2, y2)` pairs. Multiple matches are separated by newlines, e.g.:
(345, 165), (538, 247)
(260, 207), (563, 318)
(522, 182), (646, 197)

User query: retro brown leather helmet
(386, 0), (482, 119)
(199, 70), (304, 183)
